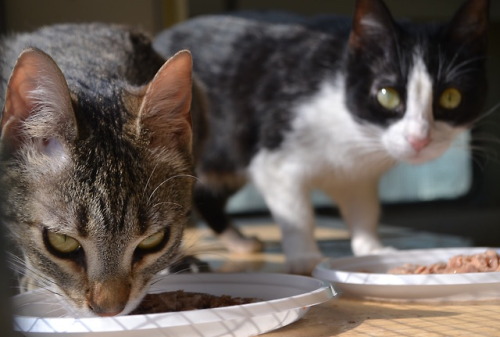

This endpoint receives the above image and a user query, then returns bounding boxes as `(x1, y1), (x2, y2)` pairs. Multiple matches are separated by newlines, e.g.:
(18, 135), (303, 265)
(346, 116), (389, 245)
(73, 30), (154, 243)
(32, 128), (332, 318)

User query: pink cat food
(389, 250), (500, 274)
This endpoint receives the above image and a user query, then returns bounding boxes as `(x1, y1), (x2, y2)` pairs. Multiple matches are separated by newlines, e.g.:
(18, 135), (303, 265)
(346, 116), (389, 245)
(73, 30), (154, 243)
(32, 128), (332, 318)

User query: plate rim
(313, 247), (500, 286)
(13, 272), (336, 333)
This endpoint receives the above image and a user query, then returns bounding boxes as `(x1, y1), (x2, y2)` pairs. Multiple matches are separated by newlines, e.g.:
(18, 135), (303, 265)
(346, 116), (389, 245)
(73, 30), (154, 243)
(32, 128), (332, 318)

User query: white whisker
(152, 201), (183, 210)
(445, 56), (486, 82)
(7, 252), (61, 292)
(147, 174), (198, 203)
(142, 162), (160, 198)
(473, 101), (500, 125)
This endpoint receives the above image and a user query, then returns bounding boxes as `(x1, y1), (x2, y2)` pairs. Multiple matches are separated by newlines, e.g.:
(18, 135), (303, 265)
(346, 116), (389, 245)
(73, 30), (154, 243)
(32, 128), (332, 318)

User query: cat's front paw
(286, 254), (323, 275)
(353, 241), (397, 256)
(351, 235), (397, 256)
(219, 226), (264, 254)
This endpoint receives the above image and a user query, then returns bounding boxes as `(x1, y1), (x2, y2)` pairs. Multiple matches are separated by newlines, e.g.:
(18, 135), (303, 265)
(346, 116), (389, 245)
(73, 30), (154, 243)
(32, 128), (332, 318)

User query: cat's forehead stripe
(405, 54), (433, 120)
(76, 205), (89, 237)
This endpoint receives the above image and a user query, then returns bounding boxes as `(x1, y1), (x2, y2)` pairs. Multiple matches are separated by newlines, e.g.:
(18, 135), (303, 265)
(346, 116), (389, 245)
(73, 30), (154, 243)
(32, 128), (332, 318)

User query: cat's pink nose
(407, 135), (430, 152)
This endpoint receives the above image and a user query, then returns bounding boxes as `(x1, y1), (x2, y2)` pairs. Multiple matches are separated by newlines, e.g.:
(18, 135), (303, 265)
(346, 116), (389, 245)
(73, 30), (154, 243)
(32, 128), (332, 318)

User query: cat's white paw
(285, 253), (323, 275)
(353, 242), (397, 256)
(351, 235), (396, 256)
(219, 226), (264, 253)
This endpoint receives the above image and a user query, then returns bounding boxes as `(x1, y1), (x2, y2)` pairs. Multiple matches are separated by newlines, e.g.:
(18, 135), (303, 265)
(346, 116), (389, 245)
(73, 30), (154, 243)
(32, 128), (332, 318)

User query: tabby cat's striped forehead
(0, 22), (196, 316)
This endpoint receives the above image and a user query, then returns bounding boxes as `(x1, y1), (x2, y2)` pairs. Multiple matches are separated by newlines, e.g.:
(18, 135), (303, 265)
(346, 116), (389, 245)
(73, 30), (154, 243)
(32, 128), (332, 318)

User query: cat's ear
(444, 0), (489, 52)
(1, 48), (76, 155)
(138, 50), (193, 151)
(349, 0), (396, 50)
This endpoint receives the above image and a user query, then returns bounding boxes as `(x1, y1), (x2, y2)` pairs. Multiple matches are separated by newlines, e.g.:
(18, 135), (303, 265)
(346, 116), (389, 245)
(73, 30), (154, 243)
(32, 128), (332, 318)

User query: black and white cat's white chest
(247, 82), (384, 190)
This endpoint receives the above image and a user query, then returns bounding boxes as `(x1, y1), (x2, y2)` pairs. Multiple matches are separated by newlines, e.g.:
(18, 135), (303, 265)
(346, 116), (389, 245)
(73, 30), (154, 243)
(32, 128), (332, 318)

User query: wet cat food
(389, 250), (500, 274)
(131, 290), (258, 314)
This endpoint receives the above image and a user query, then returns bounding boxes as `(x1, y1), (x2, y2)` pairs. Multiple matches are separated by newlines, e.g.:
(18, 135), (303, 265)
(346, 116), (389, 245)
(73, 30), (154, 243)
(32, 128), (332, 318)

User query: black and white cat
(154, 0), (490, 274)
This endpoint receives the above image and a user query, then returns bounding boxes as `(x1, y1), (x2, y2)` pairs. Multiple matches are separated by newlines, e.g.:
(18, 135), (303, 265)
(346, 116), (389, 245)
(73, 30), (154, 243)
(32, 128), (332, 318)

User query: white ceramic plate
(13, 272), (335, 337)
(313, 247), (500, 301)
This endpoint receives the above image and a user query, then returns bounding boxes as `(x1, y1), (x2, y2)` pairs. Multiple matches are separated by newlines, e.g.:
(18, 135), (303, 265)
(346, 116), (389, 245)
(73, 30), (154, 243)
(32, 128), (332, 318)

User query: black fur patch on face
(345, 22), (487, 128)
(76, 205), (89, 238)
(428, 28), (488, 126)
(345, 0), (488, 128)
(345, 27), (411, 127)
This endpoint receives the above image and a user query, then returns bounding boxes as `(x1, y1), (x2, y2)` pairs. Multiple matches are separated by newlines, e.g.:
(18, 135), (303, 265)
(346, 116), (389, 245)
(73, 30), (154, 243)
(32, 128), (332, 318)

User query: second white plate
(313, 247), (500, 301)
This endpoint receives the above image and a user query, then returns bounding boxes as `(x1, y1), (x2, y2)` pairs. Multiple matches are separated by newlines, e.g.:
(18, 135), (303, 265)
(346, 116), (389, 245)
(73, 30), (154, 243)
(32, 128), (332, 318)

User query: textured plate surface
(13, 272), (336, 337)
(313, 247), (500, 301)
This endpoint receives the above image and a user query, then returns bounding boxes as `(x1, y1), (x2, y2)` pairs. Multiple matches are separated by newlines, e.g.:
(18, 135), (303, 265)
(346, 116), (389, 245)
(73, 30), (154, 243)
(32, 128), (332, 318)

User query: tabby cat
(0, 23), (200, 316)
(154, 0), (490, 274)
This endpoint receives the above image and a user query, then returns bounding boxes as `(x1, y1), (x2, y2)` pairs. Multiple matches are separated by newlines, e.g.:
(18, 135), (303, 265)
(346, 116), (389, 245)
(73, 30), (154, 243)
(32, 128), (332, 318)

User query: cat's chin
(403, 154), (439, 165)
(400, 148), (448, 165)
(387, 142), (450, 165)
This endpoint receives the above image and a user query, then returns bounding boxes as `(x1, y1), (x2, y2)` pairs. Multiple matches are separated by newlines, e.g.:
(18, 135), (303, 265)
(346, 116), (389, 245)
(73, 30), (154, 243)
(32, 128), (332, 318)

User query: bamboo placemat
(263, 298), (500, 337)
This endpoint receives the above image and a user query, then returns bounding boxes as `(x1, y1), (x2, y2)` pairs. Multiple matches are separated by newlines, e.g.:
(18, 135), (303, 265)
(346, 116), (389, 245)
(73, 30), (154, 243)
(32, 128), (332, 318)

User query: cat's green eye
(137, 230), (166, 250)
(439, 88), (462, 110)
(376, 87), (401, 110)
(46, 231), (81, 254)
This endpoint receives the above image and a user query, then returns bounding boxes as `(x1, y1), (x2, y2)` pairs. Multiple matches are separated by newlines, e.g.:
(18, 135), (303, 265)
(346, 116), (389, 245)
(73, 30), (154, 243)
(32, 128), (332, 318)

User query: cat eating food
(0, 23), (202, 316)
(154, 0), (490, 274)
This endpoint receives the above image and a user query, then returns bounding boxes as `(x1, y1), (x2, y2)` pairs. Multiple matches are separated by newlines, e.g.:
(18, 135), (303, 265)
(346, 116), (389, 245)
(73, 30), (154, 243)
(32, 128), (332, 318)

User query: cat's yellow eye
(137, 230), (165, 250)
(376, 87), (401, 110)
(47, 231), (81, 254)
(439, 88), (462, 110)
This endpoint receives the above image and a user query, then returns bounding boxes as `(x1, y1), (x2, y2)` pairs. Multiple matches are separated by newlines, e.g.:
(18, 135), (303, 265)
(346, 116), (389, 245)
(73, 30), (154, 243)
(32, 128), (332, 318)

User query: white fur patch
(248, 76), (395, 273)
(261, 76), (395, 181)
(382, 53), (465, 164)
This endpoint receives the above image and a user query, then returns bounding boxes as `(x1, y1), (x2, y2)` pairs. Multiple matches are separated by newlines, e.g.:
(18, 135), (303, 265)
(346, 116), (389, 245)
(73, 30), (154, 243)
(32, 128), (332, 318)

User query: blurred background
(1, 0), (499, 247)
(1, 0), (499, 333)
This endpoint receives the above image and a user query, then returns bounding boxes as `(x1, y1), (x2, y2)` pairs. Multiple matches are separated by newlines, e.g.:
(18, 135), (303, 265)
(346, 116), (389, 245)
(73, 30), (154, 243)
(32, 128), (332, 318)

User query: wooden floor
(183, 215), (471, 273)
(263, 297), (500, 337)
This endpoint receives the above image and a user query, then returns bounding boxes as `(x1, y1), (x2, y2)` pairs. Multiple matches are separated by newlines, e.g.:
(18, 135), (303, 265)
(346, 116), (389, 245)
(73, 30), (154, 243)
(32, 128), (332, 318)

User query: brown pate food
(131, 290), (258, 315)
